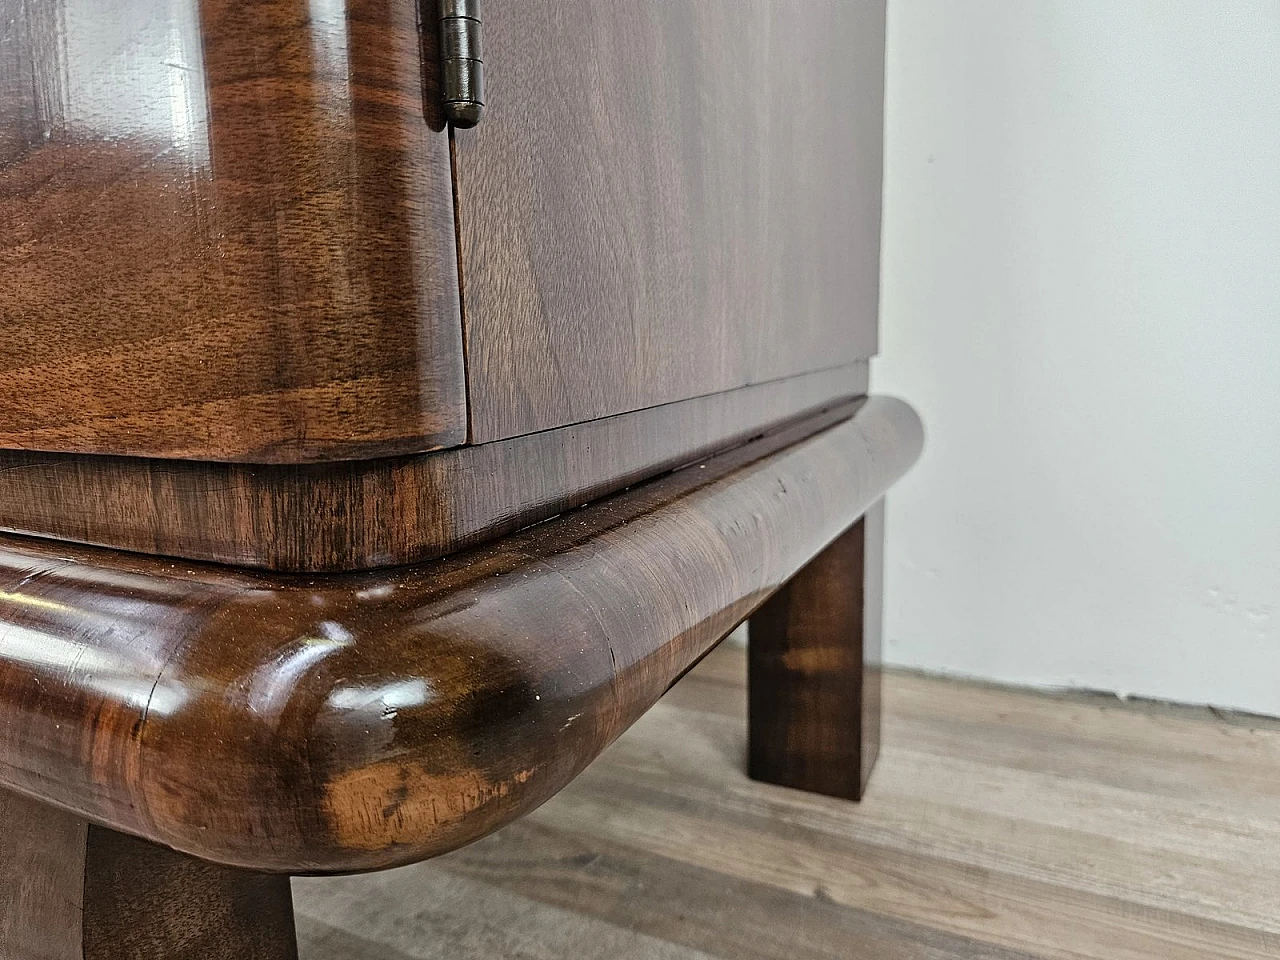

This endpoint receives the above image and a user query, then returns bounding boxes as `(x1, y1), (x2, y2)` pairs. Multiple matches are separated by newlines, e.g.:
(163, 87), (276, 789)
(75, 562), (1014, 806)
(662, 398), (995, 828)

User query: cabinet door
(456, 0), (886, 443)
(0, 0), (464, 463)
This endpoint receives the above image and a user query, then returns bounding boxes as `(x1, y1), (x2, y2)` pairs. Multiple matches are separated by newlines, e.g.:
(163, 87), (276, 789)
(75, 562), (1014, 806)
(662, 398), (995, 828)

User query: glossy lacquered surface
(0, 397), (922, 873)
(457, 0), (887, 441)
(0, 0), (463, 462)
(0, 364), (865, 571)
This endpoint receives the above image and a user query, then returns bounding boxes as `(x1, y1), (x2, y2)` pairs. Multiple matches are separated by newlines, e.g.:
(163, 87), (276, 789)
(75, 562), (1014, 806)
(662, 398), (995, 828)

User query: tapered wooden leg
(748, 500), (884, 800)
(0, 789), (298, 960)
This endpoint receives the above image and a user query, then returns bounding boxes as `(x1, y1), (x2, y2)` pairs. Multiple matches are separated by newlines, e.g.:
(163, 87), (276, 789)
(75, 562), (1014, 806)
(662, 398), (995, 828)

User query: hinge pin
(438, 0), (484, 128)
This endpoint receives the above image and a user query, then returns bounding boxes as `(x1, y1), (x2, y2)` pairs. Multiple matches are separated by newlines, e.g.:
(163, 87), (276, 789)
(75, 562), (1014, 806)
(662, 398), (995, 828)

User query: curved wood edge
(0, 396), (922, 874)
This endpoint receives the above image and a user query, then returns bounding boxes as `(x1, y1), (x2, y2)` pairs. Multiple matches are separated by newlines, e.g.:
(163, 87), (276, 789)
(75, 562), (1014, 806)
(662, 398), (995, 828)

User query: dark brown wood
(0, 790), (86, 960)
(0, 0), (464, 462)
(748, 500), (885, 800)
(82, 827), (298, 960)
(1, 0), (889, 471)
(456, 0), (887, 442)
(0, 397), (921, 874)
(0, 364), (865, 571)
(0, 789), (297, 960)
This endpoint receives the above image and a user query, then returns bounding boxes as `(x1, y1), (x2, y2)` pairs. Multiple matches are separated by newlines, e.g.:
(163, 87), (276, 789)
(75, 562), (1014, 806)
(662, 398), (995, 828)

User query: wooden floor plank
(295, 867), (719, 960)
(585, 707), (1280, 931)
(436, 820), (1041, 960)
(536, 760), (1277, 960)
(293, 643), (1280, 960)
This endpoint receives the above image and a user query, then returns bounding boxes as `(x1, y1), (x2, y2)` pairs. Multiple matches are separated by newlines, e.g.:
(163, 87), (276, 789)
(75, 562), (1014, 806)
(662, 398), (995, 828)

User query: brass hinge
(438, 0), (484, 128)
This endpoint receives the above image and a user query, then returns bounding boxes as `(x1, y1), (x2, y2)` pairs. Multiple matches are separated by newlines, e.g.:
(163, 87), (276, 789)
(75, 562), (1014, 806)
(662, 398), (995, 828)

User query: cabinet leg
(0, 790), (86, 960)
(748, 500), (884, 800)
(0, 789), (298, 960)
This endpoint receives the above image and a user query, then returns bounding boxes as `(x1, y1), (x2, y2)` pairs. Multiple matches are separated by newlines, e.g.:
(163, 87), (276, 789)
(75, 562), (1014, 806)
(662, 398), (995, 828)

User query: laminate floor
(294, 639), (1280, 959)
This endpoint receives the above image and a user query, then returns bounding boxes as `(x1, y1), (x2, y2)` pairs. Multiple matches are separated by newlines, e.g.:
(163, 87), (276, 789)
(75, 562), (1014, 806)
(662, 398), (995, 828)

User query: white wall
(874, 0), (1280, 714)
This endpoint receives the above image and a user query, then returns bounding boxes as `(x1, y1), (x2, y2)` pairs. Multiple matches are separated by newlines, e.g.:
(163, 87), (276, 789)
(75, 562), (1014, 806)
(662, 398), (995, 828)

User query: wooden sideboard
(0, 0), (885, 570)
(0, 1), (919, 957)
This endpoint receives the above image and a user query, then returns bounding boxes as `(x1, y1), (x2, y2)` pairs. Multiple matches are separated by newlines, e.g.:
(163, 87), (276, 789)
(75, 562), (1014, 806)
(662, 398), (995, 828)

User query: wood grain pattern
(0, 788), (297, 960)
(293, 643), (1280, 960)
(0, 0), (464, 462)
(456, 0), (887, 442)
(0, 363), (865, 571)
(82, 827), (298, 960)
(0, 790), (86, 960)
(748, 501), (884, 800)
(0, 396), (922, 873)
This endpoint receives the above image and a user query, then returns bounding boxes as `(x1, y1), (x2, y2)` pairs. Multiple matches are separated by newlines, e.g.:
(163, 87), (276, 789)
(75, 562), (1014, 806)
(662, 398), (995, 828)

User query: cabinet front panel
(456, 0), (886, 443)
(0, 0), (465, 463)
